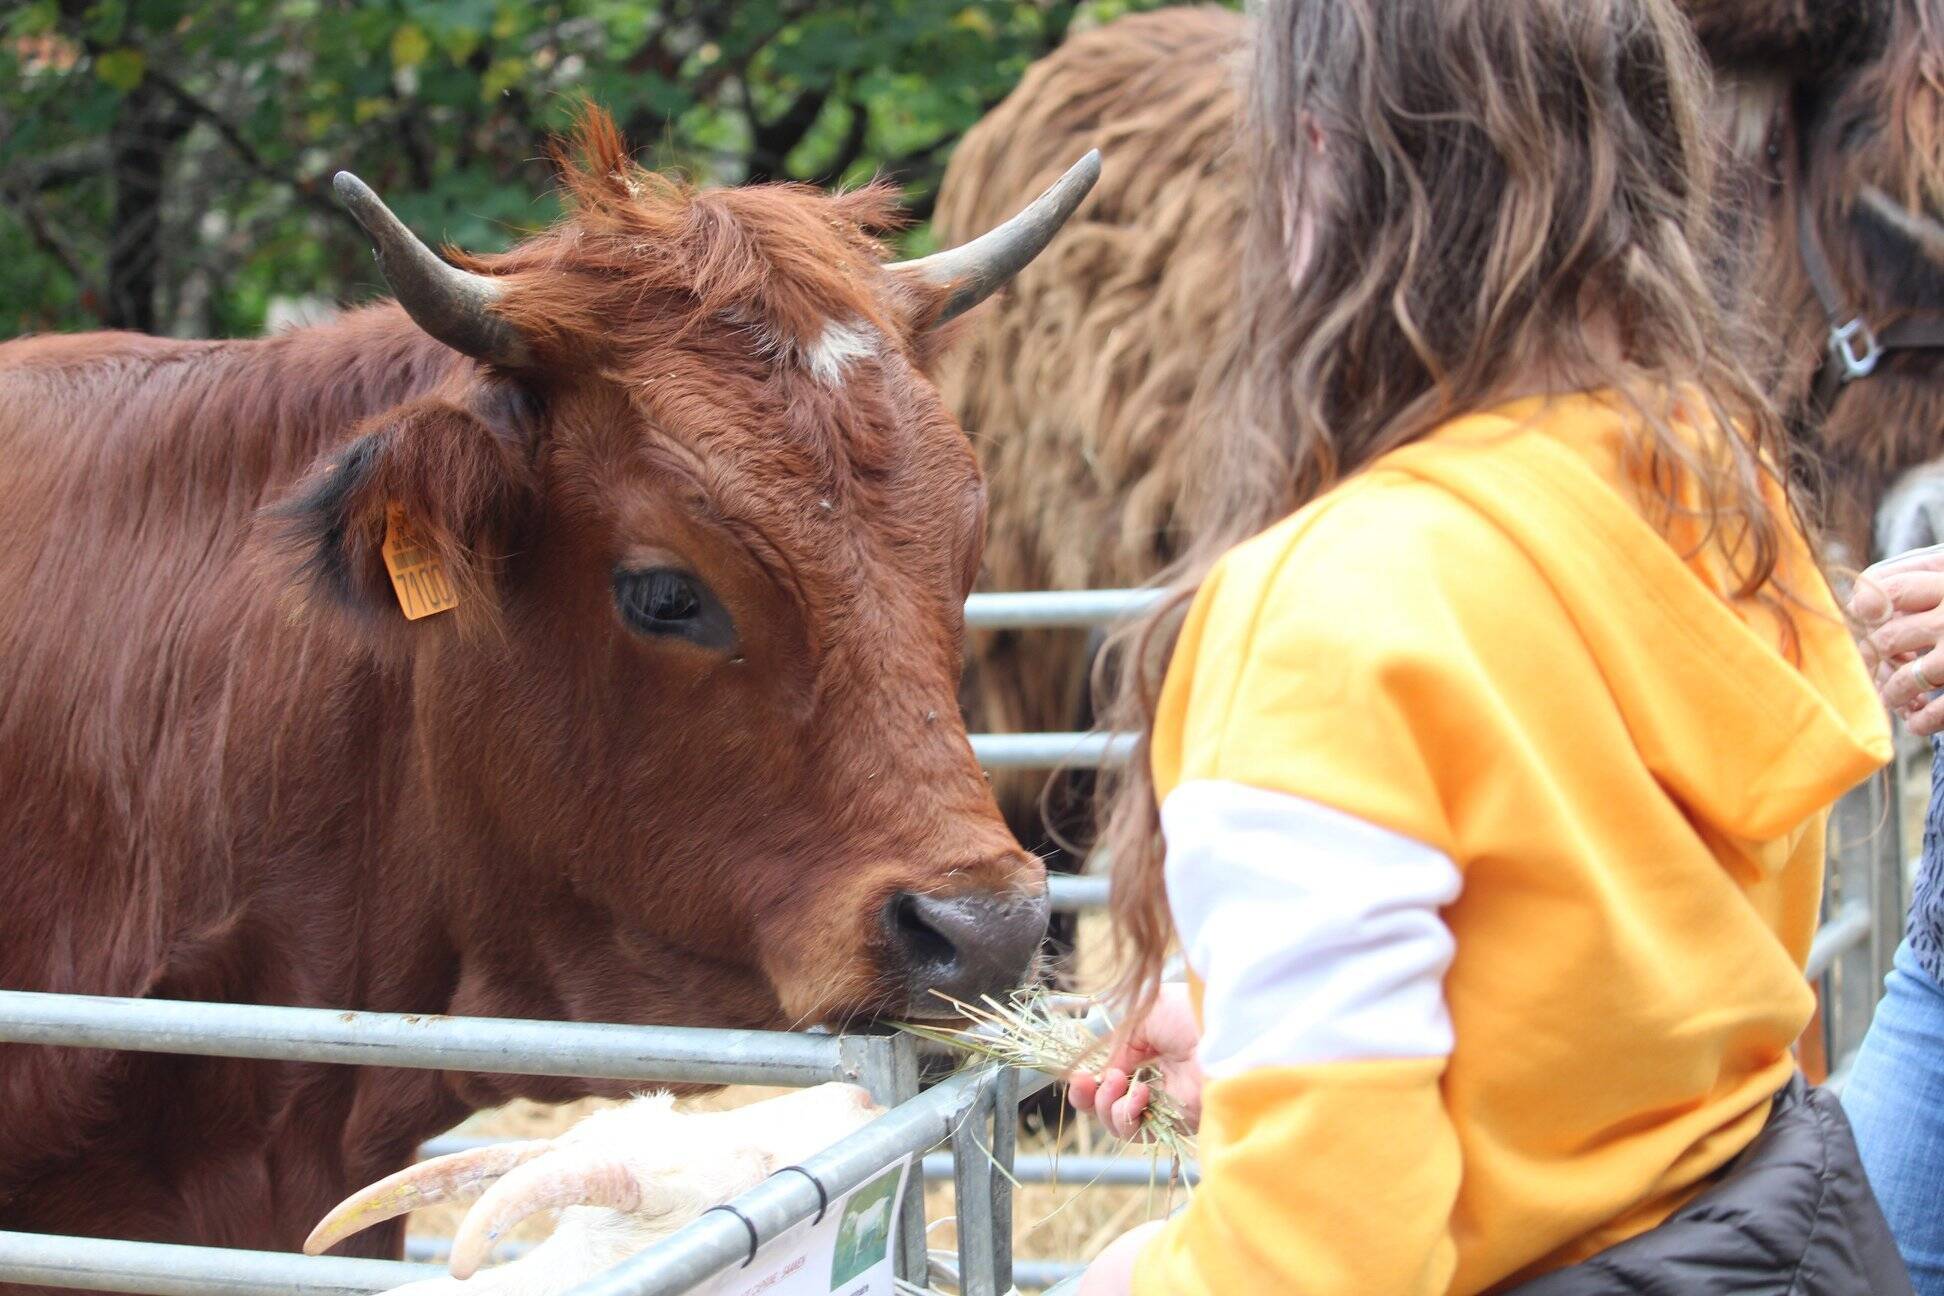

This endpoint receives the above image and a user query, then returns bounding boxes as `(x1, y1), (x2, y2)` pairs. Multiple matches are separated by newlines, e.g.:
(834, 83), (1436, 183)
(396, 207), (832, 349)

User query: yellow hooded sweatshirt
(1132, 392), (1890, 1296)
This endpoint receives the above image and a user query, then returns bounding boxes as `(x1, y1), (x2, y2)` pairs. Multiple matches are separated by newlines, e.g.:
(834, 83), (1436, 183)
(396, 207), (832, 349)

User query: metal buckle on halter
(1830, 316), (1885, 382)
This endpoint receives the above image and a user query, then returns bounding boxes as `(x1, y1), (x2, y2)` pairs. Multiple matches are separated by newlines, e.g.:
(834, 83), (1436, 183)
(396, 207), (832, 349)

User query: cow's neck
(421, 841), (787, 1108)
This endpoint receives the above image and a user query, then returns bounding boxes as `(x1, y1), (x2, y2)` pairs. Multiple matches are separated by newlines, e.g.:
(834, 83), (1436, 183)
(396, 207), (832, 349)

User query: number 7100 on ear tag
(381, 504), (460, 620)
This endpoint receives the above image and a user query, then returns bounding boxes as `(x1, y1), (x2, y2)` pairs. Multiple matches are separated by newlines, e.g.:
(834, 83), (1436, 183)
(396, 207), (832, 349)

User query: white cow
(307, 1083), (883, 1295)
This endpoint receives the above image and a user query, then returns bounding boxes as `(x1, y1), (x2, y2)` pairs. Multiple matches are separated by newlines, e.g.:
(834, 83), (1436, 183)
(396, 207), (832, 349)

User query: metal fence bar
(1048, 874), (1110, 911)
(407, 1236), (525, 1263)
(1017, 1259), (1086, 1290)
(418, 1132), (1198, 1189)
(952, 1077), (1003, 1296)
(930, 1253), (1085, 1292)
(1871, 755), (1908, 992)
(563, 1009), (1109, 1296)
(1807, 900), (1872, 981)
(0, 1230), (437, 1295)
(1039, 1266), (1085, 1295)
(1825, 776), (1900, 1066)
(990, 1067), (1019, 1292)
(410, 1241), (1087, 1294)
(951, 1152), (1196, 1187)
(561, 1063), (998, 1296)
(0, 991), (852, 1088)
(949, 1067), (1021, 1296)
(854, 1031), (927, 1285)
(970, 732), (1136, 770)
(963, 590), (1164, 629)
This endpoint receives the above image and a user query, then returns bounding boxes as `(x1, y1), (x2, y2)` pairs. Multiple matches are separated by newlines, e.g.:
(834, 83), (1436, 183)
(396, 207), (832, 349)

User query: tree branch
(746, 84), (833, 182)
(146, 68), (339, 218)
(5, 141), (111, 194)
(0, 182), (95, 301)
(103, 77), (193, 331)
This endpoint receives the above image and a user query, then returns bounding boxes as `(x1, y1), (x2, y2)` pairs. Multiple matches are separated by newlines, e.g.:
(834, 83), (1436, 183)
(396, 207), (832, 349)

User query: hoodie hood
(1382, 393), (1889, 844)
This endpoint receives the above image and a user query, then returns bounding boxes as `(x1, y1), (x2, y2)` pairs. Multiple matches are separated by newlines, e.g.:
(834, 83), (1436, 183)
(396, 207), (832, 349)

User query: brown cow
(941, 2), (1944, 871)
(0, 110), (1096, 1278)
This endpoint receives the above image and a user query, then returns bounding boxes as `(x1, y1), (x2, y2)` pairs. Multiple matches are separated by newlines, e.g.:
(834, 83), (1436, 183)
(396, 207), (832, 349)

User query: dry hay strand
(899, 988), (1195, 1173)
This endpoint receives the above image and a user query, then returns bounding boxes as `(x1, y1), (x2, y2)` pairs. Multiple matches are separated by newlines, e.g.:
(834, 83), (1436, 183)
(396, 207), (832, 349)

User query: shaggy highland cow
(941, 2), (1944, 872)
(942, 7), (1250, 872)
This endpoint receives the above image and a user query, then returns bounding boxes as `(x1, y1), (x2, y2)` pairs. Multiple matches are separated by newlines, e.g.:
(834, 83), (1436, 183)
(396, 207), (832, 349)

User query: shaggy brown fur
(942, 2), (1944, 855)
(1728, 0), (1944, 560)
(0, 111), (1043, 1286)
(1685, 0), (1889, 73)
(939, 7), (1249, 854)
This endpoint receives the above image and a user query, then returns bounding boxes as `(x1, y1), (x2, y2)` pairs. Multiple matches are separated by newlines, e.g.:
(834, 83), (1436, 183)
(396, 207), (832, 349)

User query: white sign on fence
(694, 1156), (913, 1296)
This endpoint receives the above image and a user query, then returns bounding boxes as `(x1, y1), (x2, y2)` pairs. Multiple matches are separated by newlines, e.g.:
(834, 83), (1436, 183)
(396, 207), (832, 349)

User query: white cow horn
(303, 1139), (551, 1256)
(449, 1148), (676, 1279)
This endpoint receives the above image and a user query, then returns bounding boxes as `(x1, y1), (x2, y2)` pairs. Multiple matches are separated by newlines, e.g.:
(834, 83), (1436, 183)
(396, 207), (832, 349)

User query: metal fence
(0, 586), (1906, 1295)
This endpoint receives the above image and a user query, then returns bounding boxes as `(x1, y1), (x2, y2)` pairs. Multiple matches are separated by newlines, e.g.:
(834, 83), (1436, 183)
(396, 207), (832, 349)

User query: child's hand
(1068, 982), (1203, 1139)
(1854, 544), (1944, 735)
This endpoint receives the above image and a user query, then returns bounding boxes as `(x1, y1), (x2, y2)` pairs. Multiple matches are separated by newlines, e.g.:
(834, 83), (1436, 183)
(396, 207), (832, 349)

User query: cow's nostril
(889, 892), (961, 970)
(886, 888), (1050, 1015)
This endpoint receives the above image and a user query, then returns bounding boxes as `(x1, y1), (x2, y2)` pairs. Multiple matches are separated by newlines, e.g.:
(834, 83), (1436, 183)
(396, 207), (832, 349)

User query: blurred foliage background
(1, 0), (1192, 338)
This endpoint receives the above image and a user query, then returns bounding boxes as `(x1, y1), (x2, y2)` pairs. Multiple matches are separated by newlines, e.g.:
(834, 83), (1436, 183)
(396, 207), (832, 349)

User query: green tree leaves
(92, 48), (146, 91)
(1, 0), (1201, 336)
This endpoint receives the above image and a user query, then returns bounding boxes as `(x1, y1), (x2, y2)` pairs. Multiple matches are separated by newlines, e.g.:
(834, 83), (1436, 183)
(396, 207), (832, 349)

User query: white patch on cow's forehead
(803, 319), (878, 385)
(718, 308), (879, 385)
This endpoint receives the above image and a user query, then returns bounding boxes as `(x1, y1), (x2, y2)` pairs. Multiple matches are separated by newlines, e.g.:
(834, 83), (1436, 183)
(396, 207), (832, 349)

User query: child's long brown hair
(1099, 0), (1810, 1018)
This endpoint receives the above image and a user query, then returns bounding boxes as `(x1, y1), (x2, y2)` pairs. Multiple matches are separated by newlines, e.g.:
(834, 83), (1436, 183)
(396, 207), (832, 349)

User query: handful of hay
(898, 988), (1197, 1166)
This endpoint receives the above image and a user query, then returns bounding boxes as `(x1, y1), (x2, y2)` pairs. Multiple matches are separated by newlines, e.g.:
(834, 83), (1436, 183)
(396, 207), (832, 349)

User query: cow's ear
(273, 389), (536, 633)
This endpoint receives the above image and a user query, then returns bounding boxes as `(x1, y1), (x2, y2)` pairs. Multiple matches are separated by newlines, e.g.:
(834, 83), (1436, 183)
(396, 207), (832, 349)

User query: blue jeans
(1845, 941), (1944, 1294)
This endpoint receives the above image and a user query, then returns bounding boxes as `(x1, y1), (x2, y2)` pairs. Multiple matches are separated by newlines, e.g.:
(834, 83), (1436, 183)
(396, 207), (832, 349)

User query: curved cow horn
(448, 1147), (686, 1279)
(333, 171), (531, 367)
(890, 149), (1101, 326)
(303, 1139), (551, 1256)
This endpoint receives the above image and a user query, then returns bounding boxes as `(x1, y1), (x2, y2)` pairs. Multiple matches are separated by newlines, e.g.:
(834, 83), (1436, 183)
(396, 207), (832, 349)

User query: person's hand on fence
(1067, 982), (1203, 1139)
(1853, 543), (1944, 735)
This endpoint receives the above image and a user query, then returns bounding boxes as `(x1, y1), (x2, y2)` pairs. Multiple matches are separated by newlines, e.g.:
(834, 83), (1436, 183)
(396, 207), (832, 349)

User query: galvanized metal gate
(0, 589), (1907, 1295)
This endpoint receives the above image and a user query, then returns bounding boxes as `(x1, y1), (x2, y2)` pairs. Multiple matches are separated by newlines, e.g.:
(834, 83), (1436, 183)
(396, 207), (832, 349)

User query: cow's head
(1702, 0), (1944, 560)
(281, 113), (1093, 1030)
(1799, 1), (1944, 559)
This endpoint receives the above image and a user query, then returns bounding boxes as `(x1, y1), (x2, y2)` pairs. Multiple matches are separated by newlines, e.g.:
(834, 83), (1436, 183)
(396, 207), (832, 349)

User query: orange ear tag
(381, 503), (460, 620)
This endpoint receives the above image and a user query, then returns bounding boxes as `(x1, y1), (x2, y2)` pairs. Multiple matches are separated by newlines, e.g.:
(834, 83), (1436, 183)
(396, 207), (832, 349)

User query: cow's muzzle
(885, 886), (1049, 1016)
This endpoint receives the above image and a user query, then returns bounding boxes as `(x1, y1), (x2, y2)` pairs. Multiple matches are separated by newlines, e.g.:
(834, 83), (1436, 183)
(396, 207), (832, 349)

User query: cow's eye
(612, 567), (735, 651)
(635, 570), (700, 621)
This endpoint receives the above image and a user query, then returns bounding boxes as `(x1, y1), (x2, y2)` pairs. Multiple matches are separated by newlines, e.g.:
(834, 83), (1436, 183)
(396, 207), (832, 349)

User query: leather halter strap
(1796, 174), (1944, 412)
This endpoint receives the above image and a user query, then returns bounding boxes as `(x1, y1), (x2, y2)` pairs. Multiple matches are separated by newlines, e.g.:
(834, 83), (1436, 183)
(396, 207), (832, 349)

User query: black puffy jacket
(1508, 1075), (1912, 1295)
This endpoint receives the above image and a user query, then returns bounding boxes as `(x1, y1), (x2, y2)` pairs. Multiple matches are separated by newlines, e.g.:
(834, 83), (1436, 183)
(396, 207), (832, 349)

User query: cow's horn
(448, 1148), (683, 1279)
(333, 172), (531, 367)
(302, 1139), (551, 1256)
(890, 150), (1100, 326)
